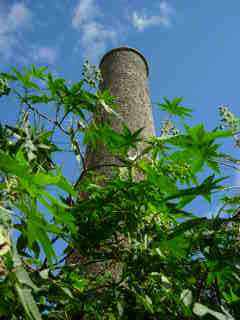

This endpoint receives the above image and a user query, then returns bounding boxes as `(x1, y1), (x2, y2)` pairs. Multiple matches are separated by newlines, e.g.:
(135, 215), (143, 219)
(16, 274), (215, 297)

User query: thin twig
(13, 89), (69, 135)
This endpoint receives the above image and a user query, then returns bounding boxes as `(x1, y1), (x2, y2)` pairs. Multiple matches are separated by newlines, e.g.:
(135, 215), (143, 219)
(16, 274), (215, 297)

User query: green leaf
(15, 285), (42, 320)
(12, 246), (42, 319)
(0, 206), (11, 227)
(72, 277), (89, 292)
(12, 68), (41, 91)
(180, 289), (193, 307)
(163, 175), (226, 204)
(0, 150), (29, 177)
(29, 65), (48, 80)
(160, 235), (189, 258)
(0, 72), (17, 81)
(15, 266), (38, 291)
(156, 97), (192, 118)
(117, 301), (124, 317)
(39, 269), (49, 280)
(61, 287), (73, 298)
(12, 245), (38, 291)
(193, 303), (234, 320)
(168, 218), (207, 238)
(136, 294), (154, 314)
(27, 216), (57, 266)
(27, 95), (52, 104)
(193, 303), (208, 317)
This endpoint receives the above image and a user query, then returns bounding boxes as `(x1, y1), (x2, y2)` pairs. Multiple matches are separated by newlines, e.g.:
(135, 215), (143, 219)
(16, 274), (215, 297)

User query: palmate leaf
(1, 64), (239, 319)
(160, 234), (189, 259)
(0, 150), (75, 265)
(31, 169), (76, 196)
(39, 192), (76, 235)
(0, 150), (75, 196)
(163, 175), (226, 205)
(28, 65), (48, 80)
(208, 129), (234, 140)
(63, 89), (96, 116)
(97, 89), (120, 118)
(17, 198), (58, 266)
(11, 67), (42, 91)
(0, 150), (29, 177)
(166, 125), (233, 175)
(156, 97), (192, 118)
(137, 159), (178, 194)
(47, 73), (67, 96)
(168, 217), (207, 238)
(27, 94), (52, 104)
(184, 124), (233, 145)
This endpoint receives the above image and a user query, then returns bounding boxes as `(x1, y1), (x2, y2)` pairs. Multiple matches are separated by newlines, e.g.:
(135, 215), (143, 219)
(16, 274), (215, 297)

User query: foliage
(0, 64), (240, 319)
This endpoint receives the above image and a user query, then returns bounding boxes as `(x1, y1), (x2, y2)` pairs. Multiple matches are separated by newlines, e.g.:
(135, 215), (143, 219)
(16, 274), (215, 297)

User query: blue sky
(1, 0), (240, 125)
(1, 0), (240, 217)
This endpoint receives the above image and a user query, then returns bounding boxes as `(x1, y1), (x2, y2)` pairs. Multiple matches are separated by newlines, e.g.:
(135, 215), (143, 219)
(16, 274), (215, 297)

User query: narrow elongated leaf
(180, 289), (193, 306)
(193, 303), (234, 320)
(15, 285), (42, 320)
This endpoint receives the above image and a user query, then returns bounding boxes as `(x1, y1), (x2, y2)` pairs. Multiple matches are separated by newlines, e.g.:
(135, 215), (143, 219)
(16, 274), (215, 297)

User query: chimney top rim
(99, 47), (149, 76)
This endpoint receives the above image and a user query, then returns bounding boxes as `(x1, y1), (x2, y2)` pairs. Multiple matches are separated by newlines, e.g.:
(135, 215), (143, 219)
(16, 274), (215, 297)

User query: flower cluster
(0, 79), (10, 97)
(165, 162), (191, 181)
(82, 60), (102, 87)
(218, 105), (239, 131)
(160, 120), (179, 138)
(219, 105), (240, 147)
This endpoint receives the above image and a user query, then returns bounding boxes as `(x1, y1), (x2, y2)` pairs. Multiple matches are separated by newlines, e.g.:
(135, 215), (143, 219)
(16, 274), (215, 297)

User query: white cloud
(132, 1), (175, 32)
(132, 12), (164, 31)
(160, 1), (174, 17)
(0, 35), (16, 60)
(0, 3), (57, 65)
(81, 22), (116, 60)
(72, 0), (99, 29)
(72, 0), (117, 61)
(0, 2), (31, 59)
(32, 46), (57, 65)
(5, 2), (31, 32)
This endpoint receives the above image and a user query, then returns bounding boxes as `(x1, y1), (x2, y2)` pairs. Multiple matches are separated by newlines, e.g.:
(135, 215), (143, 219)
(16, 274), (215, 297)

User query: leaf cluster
(0, 66), (239, 319)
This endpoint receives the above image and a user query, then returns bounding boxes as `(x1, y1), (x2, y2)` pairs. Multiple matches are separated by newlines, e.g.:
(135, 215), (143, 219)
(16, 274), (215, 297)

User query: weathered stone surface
(99, 47), (154, 137)
(85, 47), (155, 177)
(68, 47), (155, 278)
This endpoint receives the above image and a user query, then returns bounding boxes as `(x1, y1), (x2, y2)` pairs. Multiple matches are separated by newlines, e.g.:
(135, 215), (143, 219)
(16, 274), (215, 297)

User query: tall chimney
(68, 48), (154, 270)
(85, 47), (155, 175)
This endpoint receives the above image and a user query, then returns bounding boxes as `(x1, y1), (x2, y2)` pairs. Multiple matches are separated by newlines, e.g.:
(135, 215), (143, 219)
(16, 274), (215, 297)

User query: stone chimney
(68, 47), (154, 270)
(85, 47), (155, 176)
